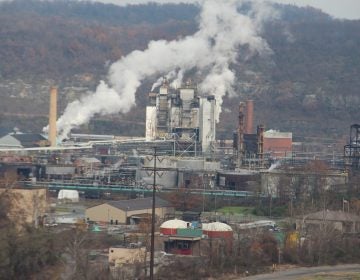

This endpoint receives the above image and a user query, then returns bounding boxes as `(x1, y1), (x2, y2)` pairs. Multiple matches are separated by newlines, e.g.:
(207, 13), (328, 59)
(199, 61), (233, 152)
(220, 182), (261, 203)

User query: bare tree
(63, 228), (91, 280)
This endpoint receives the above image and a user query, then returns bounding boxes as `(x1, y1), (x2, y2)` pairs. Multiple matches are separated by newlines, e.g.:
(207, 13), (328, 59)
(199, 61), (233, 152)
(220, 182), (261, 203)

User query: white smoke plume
(150, 70), (178, 91)
(55, 0), (274, 140)
(268, 160), (281, 171)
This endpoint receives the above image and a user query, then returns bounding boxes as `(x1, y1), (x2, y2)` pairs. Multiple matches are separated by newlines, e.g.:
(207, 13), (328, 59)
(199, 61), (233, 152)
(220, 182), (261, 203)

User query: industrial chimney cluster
(233, 100), (264, 168)
(145, 79), (216, 153)
(45, 82), (292, 163)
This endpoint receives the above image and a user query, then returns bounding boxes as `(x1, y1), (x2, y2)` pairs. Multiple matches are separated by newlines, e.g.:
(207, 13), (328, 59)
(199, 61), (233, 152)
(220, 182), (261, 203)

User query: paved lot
(243, 264), (360, 280)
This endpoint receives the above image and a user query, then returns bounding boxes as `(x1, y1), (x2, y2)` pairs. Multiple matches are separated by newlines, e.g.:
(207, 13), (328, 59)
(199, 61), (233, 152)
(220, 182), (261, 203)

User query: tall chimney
(49, 86), (57, 147)
(245, 100), (254, 134)
(257, 124), (265, 166)
(237, 102), (245, 168)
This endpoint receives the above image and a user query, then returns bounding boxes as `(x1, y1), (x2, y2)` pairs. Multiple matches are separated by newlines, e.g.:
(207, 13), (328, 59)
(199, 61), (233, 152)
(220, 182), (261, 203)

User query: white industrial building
(145, 79), (216, 153)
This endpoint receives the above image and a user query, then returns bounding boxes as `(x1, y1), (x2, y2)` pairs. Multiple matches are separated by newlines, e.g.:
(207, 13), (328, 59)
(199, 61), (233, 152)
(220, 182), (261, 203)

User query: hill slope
(0, 0), (359, 141)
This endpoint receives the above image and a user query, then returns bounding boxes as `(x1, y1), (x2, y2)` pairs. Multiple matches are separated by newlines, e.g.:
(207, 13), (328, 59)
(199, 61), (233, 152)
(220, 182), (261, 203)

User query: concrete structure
(49, 86), (58, 147)
(141, 155), (178, 188)
(145, 79), (216, 153)
(145, 106), (157, 141)
(199, 95), (216, 152)
(263, 130), (292, 158)
(296, 210), (360, 234)
(85, 197), (174, 225)
(141, 156), (219, 188)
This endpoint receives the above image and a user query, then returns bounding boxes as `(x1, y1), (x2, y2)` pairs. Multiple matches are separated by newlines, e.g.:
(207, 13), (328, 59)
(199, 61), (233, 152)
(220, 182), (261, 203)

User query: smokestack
(49, 86), (57, 147)
(245, 100), (254, 134)
(257, 124), (265, 166)
(237, 102), (245, 168)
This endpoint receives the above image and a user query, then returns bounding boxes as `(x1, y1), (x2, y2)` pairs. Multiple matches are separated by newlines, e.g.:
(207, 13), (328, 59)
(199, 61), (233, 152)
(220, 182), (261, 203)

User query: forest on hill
(0, 0), (359, 141)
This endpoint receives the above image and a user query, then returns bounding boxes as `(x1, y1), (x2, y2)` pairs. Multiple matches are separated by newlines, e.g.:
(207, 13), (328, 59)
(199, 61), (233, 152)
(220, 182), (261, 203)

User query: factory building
(263, 130), (293, 158)
(233, 101), (265, 168)
(159, 220), (233, 256)
(217, 170), (259, 191)
(145, 79), (216, 153)
(140, 155), (218, 189)
(0, 132), (49, 149)
(261, 169), (348, 198)
(85, 197), (174, 225)
(232, 100), (294, 167)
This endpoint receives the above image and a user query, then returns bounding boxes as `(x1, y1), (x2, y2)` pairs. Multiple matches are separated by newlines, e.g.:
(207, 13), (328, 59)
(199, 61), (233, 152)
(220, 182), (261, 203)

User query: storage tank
(57, 190), (79, 203)
(160, 219), (188, 235)
(202, 222), (233, 239)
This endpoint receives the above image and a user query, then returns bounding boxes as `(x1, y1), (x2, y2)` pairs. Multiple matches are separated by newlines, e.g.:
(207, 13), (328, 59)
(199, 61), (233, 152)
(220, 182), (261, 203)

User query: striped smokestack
(245, 100), (254, 134)
(49, 86), (57, 147)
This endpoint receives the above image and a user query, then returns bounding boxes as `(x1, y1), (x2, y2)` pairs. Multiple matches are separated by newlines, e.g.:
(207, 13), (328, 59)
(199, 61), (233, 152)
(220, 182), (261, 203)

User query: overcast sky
(266, 0), (360, 20)
(0, 0), (359, 20)
(82, 0), (360, 20)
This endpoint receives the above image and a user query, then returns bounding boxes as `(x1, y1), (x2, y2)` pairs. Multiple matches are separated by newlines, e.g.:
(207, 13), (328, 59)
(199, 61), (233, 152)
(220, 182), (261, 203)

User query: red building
(263, 130), (292, 158)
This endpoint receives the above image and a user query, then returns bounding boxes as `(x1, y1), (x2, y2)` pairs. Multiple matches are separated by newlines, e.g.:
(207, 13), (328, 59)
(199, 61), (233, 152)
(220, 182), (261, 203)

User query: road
(243, 264), (360, 279)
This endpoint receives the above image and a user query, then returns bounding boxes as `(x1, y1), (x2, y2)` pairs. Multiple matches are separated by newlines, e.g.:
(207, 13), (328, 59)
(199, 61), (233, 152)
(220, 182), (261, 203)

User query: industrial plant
(0, 80), (358, 279)
(145, 78), (216, 154)
(0, 79), (354, 194)
(2, 0), (360, 278)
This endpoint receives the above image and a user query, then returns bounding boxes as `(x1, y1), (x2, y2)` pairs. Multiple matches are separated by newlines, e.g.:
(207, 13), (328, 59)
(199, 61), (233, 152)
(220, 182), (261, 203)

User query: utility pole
(150, 146), (156, 280)
(202, 173), (206, 213)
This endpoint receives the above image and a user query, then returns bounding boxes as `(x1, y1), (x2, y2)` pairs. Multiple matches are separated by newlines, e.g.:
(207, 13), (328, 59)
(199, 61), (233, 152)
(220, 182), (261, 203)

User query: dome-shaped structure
(202, 222), (233, 239)
(160, 219), (188, 235)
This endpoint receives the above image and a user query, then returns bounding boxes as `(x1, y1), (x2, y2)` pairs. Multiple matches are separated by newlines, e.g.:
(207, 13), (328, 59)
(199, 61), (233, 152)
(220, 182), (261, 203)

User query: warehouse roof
(106, 197), (172, 211)
(12, 133), (46, 143)
(304, 210), (360, 222)
(0, 133), (47, 148)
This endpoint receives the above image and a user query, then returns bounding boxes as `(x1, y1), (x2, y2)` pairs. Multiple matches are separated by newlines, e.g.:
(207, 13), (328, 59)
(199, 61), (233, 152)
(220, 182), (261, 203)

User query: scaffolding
(344, 124), (360, 170)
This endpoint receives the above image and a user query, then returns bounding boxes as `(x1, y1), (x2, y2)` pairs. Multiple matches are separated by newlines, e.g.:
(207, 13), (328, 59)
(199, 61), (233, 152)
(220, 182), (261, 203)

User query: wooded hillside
(0, 0), (359, 140)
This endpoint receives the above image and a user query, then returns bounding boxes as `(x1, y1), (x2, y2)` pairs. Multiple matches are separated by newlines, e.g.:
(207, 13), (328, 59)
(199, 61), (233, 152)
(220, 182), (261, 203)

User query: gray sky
(266, 0), (360, 20)
(1, 0), (359, 20)
(87, 0), (360, 20)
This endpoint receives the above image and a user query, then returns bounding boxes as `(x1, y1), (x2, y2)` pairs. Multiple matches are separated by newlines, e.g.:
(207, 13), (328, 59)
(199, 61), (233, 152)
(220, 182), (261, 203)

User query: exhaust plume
(55, 0), (274, 140)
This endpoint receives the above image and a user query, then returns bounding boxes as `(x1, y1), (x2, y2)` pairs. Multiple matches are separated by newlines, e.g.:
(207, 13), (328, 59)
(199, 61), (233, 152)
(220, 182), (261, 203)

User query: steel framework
(344, 124), (360, 170)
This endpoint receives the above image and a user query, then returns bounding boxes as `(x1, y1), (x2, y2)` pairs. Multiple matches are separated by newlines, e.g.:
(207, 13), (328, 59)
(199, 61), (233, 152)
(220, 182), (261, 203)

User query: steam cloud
(55, 0), (274, 140)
